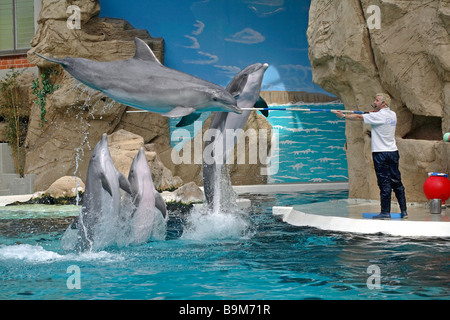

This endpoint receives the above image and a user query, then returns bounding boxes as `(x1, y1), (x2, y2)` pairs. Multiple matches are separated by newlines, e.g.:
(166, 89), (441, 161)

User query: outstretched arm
(333, 110), (364, 121)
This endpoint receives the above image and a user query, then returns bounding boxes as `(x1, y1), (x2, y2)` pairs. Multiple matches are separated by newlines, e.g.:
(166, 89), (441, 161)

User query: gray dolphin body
(127, 148), (167, 243)
(75, 133), (132, 251)
(202, 63), (269, 206)
(35, 38), (241, 118)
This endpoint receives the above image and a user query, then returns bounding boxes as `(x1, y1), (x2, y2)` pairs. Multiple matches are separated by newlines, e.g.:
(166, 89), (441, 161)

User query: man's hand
(332, 110), (364, 121)
(333, 110), (345, 119)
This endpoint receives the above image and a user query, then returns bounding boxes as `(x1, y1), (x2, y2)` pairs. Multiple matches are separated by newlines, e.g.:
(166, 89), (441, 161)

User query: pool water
(0, 190), (449, 300)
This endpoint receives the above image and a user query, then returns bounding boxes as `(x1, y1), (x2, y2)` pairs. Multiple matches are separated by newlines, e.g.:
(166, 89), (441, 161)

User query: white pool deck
(1, 182), (449, 238)
(273, 201), (450, 238)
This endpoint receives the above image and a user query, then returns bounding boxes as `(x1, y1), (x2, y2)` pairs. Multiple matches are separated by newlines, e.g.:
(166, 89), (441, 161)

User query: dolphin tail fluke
(34, 52), (67, 66)
(254, 96), (269, 117)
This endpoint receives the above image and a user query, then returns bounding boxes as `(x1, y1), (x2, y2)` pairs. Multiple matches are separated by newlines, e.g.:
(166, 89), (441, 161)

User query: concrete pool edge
(232, 182), (349, 194)
(2, 183), (449, 238)
(273, 206), (450, 238)
(0, 182), (348, 207)
(0, 194), (34, 206)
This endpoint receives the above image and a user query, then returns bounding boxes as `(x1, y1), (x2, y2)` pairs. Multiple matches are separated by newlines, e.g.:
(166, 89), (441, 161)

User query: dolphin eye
(213, 97), (218, 101)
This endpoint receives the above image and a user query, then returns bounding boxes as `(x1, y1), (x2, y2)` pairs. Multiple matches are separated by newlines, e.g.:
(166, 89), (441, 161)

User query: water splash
(212, 165), (238, 214)
(73, 148), (84, 206)
(181, 165), (250, 241)
(61, 193), (167, 252)
(0, 244), (125, 263)
(115, 195), (167, 247)
(180, 207), (250, 241)
(66, 81), (121, 231)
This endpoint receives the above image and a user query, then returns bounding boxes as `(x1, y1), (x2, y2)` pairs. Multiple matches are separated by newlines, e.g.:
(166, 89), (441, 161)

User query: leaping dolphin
(127, 147), (167, 243)
(34, 38), (241, 119)
(202, 63), (269, 206)
(73, 133), (132, 251)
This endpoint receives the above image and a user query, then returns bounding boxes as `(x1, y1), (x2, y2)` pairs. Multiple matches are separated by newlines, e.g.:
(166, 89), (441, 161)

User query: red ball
(423, 173), (450, 204)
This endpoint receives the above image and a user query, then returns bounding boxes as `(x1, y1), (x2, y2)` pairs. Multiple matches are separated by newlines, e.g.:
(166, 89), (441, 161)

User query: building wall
(0, 54), (34, 70)
(0, 0), (40, 76)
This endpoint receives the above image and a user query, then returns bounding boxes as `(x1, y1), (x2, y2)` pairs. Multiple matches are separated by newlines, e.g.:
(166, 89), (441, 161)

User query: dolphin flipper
(119, 173), (132, 195)
(162, 106), (196, 118)
(101, 172), (113, 196)
(254, 96), (269, 117)
(175, 113), (201, 127)
(154, 191), (167, 219)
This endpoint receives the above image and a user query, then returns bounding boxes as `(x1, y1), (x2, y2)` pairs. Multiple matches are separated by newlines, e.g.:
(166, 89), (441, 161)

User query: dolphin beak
(225, 96), (241, 113)
(263, 63), (269, 71)
(100, 133), (109, 146)
(229, 102), (242, 114)
(231, 100), (242, 114)
(138, 147), (146, 159)
(34, 52), (66, 66)
(229, 104), (242, 114)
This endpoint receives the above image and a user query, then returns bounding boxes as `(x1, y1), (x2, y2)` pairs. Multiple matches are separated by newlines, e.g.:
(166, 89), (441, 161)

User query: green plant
(0, 68), (29, 177)
(31, 68), (59, 127)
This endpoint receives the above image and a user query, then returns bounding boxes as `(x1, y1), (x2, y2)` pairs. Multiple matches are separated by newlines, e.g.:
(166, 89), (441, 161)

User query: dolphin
(34, 38), (241, 119)
(202, 63), (269, 206)
(127, 147), (167, 243)
(73, 133), (132, 251)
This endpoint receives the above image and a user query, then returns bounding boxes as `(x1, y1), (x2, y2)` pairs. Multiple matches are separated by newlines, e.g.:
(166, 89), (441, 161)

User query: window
(0, 0), (35, 54)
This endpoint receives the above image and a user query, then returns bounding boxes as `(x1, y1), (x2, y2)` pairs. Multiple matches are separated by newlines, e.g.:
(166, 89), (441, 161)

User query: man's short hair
(376, 93), (391, 107)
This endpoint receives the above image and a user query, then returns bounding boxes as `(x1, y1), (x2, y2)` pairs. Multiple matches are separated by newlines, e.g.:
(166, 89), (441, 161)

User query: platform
(192, 198), (252, 210)
(0, 194), (33, 206)
(273, 199), (450, 238)
(232, 182), (349, 194)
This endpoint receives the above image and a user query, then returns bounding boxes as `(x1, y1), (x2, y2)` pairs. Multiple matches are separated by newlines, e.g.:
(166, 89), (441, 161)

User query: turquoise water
(1, 190), (449, 300)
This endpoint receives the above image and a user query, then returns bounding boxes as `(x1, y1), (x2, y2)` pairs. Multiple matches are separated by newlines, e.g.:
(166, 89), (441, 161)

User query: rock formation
(308, 0), (450, 202)
(161, 182), (205, 204)
(27, 130), (198, 203)
(107, 129), (182, 191)
(34, 175), (85, 199)
(260, 91), (338, 104)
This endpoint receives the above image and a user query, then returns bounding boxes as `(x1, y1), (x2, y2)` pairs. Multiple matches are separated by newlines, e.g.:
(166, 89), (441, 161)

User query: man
(334, 93), (408, 219)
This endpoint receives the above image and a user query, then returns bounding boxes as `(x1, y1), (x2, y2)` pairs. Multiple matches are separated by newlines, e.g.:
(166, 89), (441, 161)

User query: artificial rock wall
(307, 0), (450, 202)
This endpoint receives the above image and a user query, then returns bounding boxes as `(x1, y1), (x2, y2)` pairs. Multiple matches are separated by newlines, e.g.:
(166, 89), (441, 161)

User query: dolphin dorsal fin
(133, 38), (162, 65)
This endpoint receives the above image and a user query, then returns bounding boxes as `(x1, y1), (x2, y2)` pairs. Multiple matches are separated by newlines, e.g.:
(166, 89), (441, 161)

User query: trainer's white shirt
(363, 107), (398, 152)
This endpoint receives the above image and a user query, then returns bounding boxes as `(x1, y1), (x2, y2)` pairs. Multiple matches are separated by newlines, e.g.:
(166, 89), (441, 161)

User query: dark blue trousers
(372, 151), (407, 214)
